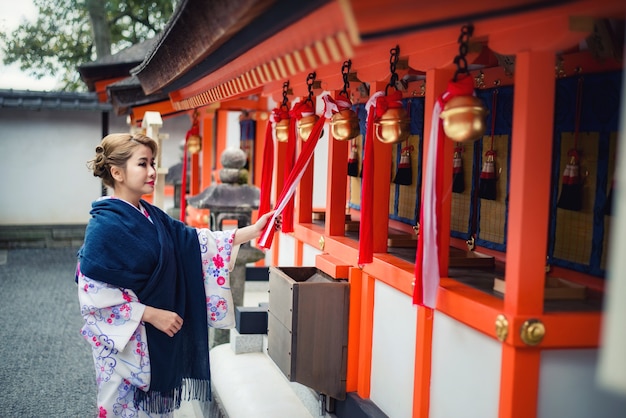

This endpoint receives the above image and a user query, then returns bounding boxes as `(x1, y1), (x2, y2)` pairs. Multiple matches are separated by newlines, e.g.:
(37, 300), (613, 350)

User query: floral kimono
(77, 198), (236, 417)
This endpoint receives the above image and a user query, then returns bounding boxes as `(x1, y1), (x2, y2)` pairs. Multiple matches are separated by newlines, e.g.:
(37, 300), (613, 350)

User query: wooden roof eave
(161, 0), (623, 110)
(167, 0), (358, 110)
(262, 0), (625, 101)
(133, 0), (340, 97)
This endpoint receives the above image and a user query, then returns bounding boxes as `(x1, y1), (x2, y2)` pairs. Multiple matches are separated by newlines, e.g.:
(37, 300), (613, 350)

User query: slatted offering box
(267, 266), (349, 400)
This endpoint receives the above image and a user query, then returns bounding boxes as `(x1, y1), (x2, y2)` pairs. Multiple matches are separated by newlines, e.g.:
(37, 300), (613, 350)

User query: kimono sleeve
(77, 264), (146, 353)
(196, 228), (238, 328)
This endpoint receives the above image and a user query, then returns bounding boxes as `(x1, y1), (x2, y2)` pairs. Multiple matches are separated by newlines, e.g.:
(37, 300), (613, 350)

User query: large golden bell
(330, 109), (360, 141)
(374, 107), (411, 144)
(440, 96), (488, 142)
(187, 134), (202, 154)
(275, 118), (290, 142)
(297, 114), (320, 141)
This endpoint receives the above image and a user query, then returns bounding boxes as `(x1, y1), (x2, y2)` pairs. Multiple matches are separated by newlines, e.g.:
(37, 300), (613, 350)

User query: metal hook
(453, 24), (474, 81)
(386, 45), (400, 95)
(281, 81), (290, 110)
(340, 60), (352, 98)
(305, 72), (316, 104)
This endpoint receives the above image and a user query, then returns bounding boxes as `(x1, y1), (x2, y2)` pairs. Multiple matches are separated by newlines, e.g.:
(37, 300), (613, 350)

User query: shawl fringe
(134, 378), (211, 414)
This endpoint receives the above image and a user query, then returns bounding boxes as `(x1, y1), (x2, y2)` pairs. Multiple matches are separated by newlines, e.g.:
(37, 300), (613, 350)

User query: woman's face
(112, 144), (156, 202)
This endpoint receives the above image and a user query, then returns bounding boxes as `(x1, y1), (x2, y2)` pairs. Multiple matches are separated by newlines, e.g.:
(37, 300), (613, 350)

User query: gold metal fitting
(520, 319), (545, 346)
(330, 109), (360, 141)
(318, 235), (325, 251)
(374, 107), (411, 144)
(440, 95), (488, 142)
(275, 118), (290, 142)
(297, 114), (319, 141)
(495, 314), (509, 342)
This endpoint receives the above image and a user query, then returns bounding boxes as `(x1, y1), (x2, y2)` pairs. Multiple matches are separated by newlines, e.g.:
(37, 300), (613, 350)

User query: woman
(76, 133), (277, 417)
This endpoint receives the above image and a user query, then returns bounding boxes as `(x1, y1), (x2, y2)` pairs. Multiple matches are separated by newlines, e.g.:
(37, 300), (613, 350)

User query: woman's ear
(110, 165), (123, 183)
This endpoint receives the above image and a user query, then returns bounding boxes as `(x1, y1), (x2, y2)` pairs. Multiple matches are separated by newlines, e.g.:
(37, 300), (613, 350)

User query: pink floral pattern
(197, 229), (236, 328)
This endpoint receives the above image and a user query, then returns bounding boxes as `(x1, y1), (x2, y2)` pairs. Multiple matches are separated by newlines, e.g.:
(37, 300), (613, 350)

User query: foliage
(0, 0), (176, 91)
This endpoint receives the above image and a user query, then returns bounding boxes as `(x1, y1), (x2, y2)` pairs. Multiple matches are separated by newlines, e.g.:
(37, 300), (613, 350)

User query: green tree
(0, 0), (176, 91)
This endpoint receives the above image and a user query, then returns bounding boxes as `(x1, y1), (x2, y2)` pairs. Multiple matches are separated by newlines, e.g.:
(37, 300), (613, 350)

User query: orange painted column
(412, 67), (453, 418)
(253, 108), (269, 189)
(326, 91), (350, 237)
(272, 137), (288, 265)
(252, 108), (269, 266)
(296, 105), (315, 225)
(499, 50), (555, 418)
(201, 110), (216, 190)
(216, 110), (229, 174)
(295, 240), (304, 267)
(357, 272), (375, 398)
(190, 153), (200, 195)
(346, 266), (362, 392)
(371, 81), (392, 253)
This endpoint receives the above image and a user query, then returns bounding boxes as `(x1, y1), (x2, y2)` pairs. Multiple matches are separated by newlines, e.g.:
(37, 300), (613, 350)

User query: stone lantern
(187, 147), (265, 346)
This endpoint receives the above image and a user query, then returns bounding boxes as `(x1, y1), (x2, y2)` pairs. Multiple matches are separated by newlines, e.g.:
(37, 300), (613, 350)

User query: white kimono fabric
(77, 228), (236, 418)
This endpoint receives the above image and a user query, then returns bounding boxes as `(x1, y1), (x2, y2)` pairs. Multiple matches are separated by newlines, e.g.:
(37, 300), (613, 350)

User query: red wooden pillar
(370, 81), (392, 253)
(412, 67), (454, 418)
(190, 153), (200, 195)
(253, 104), (269, 190)
(201, 110), (215, 190)
(499, 50), (555, 418)
(346, 266), (362, 392)
(215, 110), (229, 175)
(296, 101), (315, 226)
(325, 91), (350, 237)
(357, 272), (375, 398)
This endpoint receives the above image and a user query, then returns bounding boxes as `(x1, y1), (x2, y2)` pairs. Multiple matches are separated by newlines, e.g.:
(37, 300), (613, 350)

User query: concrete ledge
(230, 328), (264, 354)
(0, 225), (85, 249)
(210, 343), (315, 418)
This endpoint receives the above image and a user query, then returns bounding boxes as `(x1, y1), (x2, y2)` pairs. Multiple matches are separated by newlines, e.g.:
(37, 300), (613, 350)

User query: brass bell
(374, 107), (411, 144)
(297, 114), (320, 141)
(330, 108), (360, 141)
(187, 134), (202, 154)
(275, 117), (290, 142)
(440, 96), (488, 142)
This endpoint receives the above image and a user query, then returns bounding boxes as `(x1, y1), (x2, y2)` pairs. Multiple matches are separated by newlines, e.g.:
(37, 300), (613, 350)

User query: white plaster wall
(1, 109), (122, 224)
(429, 311), (501, 418)
(312, 95), (329, 209)
(301, 242), (321, 266)
(226, 111), (243, 149)
(0, 108), (191, 225)
(539, 349), (626, 418)
(370, 280), (417, 418)
(277, 233), (296, 266)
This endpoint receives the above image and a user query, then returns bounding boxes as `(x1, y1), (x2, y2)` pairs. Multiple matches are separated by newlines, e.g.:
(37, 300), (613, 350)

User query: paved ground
(0, 247), (95, 417)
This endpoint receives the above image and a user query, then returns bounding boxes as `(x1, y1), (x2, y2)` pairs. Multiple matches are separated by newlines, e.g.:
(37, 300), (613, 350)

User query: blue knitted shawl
(78, 198), (210, 413)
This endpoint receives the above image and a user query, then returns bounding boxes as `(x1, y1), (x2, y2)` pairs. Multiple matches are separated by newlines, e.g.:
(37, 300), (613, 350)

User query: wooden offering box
(267, 267), (349, 400)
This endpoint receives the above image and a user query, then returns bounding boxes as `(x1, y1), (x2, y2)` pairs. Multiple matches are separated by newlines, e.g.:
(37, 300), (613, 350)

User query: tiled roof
(0, 89), (112, 111)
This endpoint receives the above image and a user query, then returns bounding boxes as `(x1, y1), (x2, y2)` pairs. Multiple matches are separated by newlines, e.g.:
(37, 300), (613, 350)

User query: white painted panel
(370, 280), (417, 418)
(226, 111), (242, 149)
(539, 349), (626, 418)
(312, 94), (329, 209)
(301, 242), (321, 266)
(430, 312), (501, 418)
(277, 233), (296, 266)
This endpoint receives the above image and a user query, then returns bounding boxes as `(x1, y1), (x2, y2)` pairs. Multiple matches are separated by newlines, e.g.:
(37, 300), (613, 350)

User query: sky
(0, 0), (59, 90)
